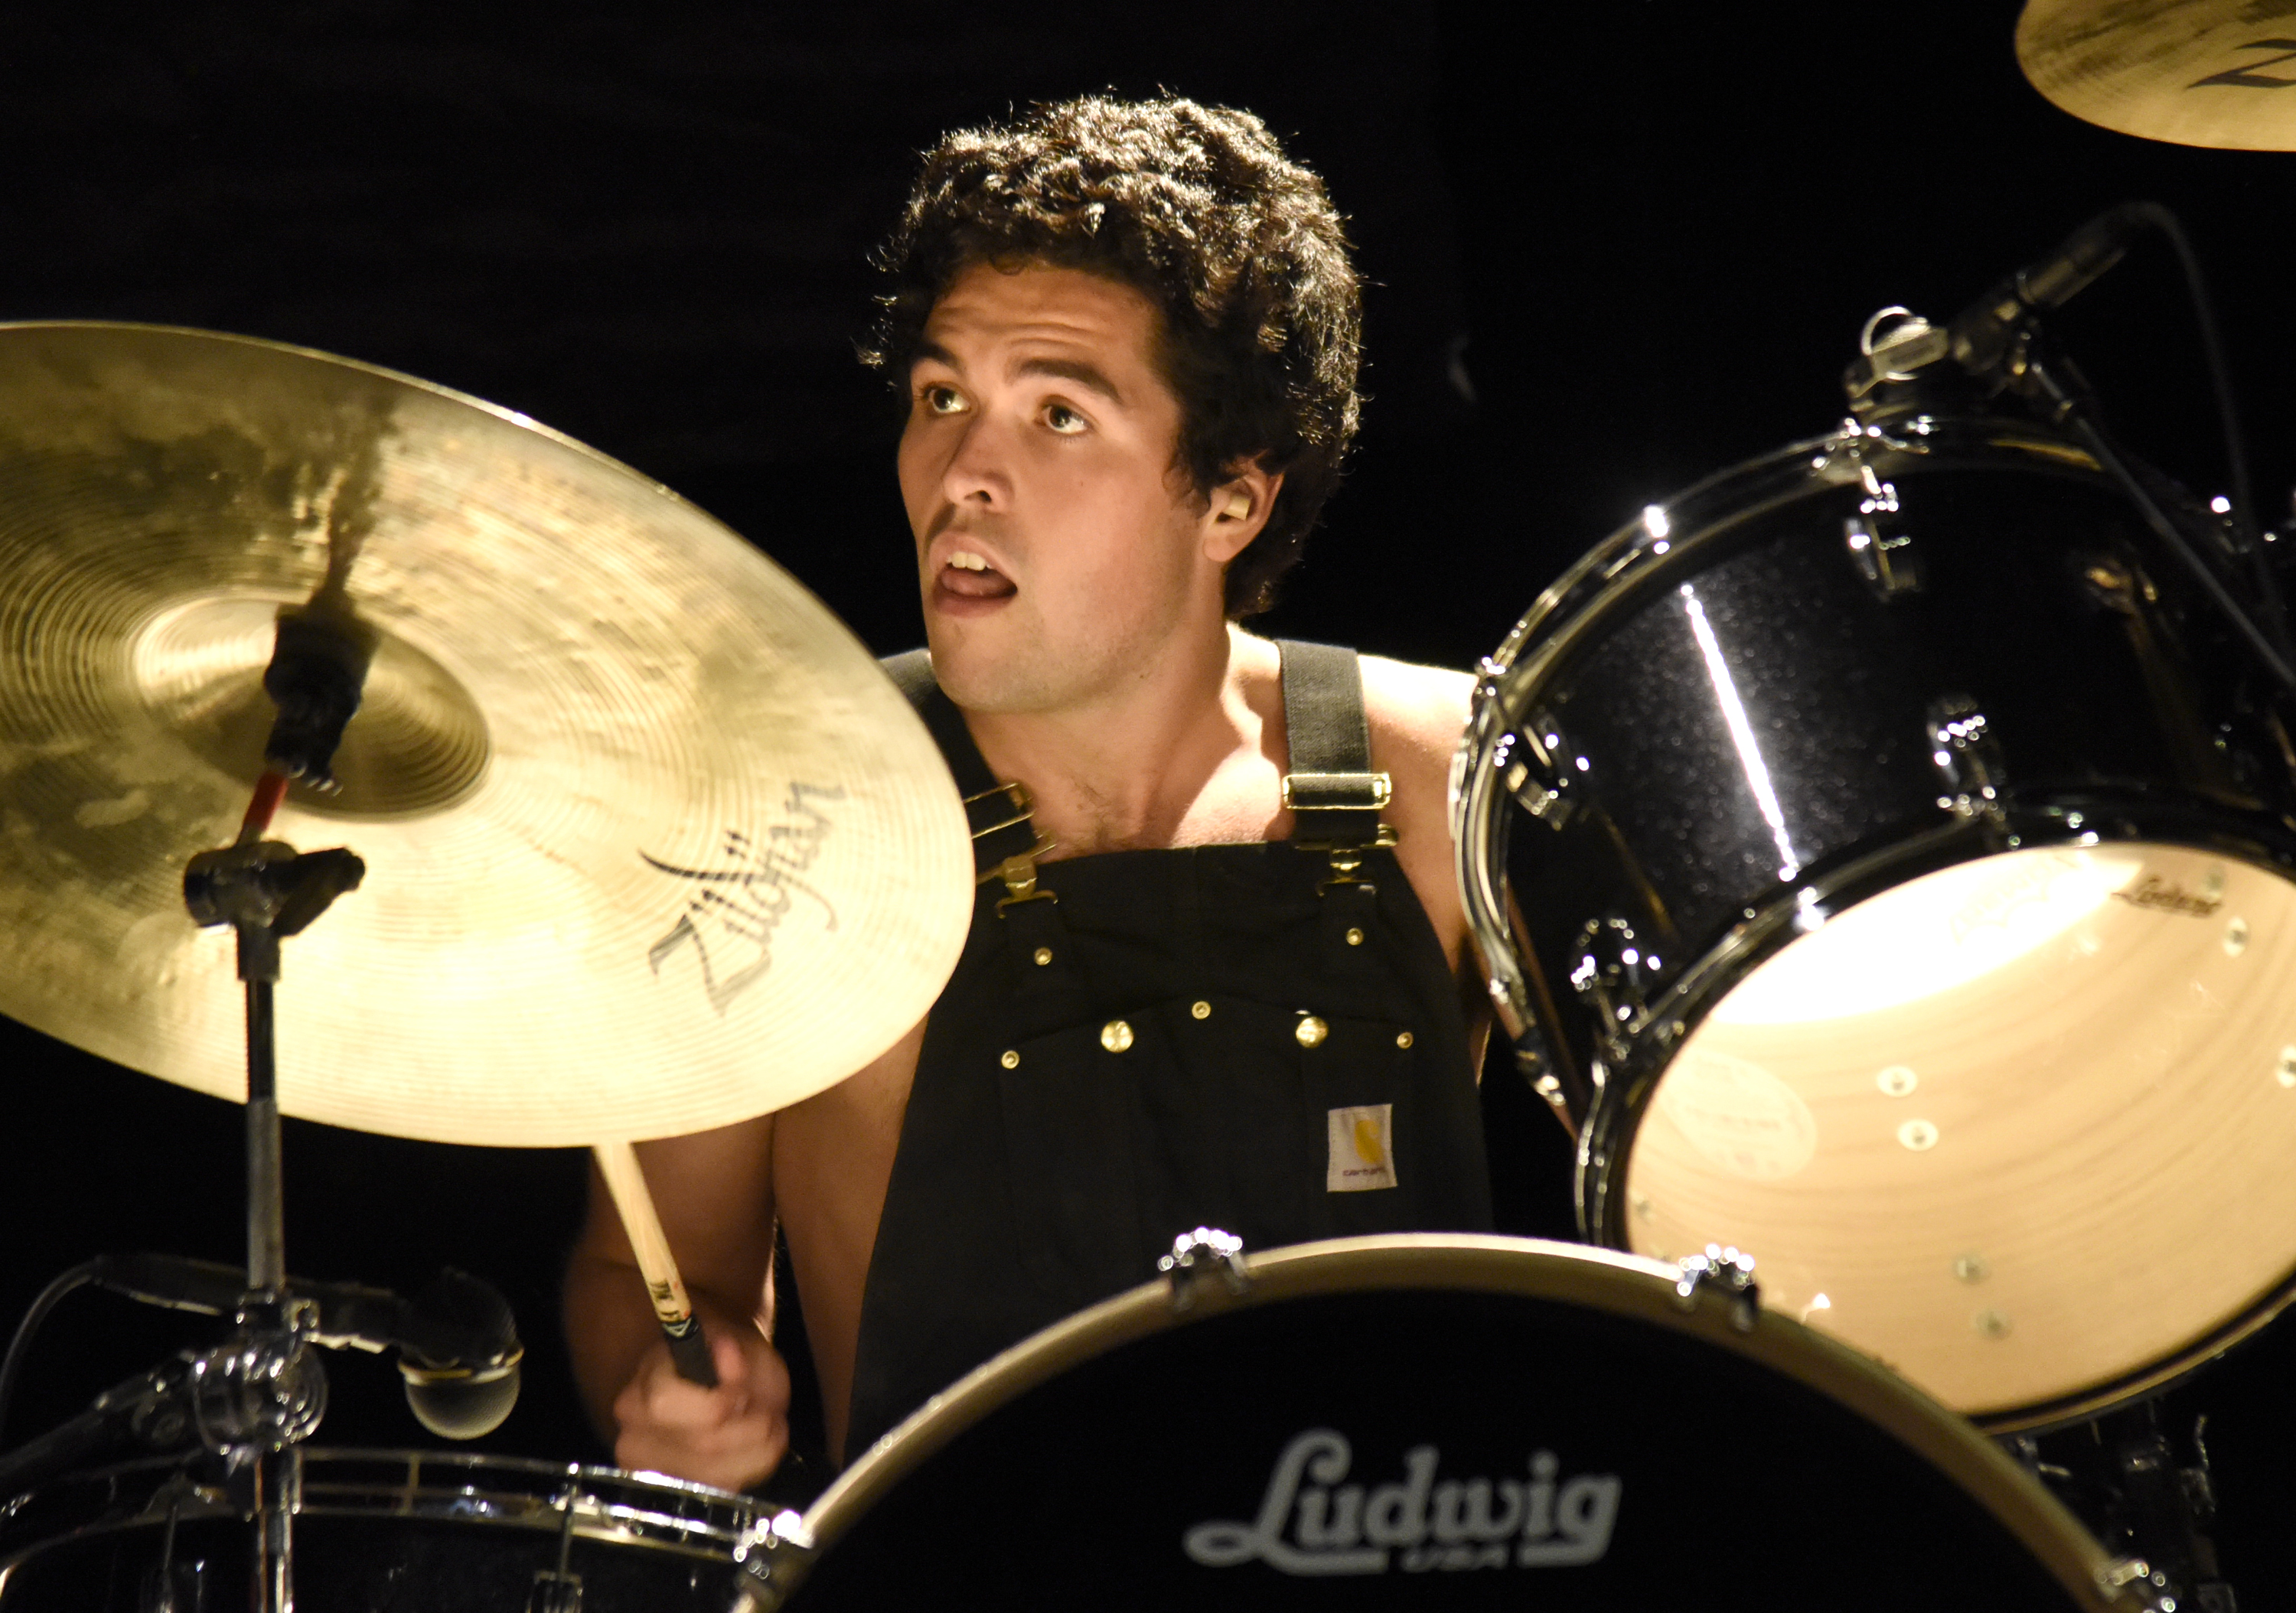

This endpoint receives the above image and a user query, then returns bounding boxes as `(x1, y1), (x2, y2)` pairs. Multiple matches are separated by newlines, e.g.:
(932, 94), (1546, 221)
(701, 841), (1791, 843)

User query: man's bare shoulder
(1358, 653), (1475, 785)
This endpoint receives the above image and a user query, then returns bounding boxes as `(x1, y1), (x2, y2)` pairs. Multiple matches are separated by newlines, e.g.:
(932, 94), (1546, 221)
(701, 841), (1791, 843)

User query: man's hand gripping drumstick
(582, 1141), (791, 1489)
(593, 1142), (722, 1387)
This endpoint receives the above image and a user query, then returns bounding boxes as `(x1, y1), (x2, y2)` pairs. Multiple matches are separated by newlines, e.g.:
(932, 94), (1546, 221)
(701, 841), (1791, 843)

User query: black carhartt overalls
(844, 642), (1492, 1457)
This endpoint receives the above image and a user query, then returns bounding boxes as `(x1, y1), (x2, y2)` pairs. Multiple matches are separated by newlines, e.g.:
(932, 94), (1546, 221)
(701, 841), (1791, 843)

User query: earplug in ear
(1223, 490), (1252, 520)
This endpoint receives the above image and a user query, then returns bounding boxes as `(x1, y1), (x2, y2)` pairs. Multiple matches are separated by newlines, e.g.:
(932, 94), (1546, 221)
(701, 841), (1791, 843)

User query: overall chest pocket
(993, 995), (1420, 1309)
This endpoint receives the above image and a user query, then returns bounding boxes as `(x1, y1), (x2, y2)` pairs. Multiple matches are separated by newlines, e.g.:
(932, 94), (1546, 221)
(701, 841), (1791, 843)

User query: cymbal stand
(176, 597), (373, 1613)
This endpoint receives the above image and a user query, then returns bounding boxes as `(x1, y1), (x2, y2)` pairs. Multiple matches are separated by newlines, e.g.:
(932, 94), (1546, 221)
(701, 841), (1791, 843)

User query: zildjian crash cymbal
(0, 322), (970, 1146)
(2019, 0), (2296, 152)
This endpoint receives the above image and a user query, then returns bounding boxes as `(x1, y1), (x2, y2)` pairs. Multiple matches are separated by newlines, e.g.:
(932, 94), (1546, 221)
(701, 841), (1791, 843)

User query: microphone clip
(189, 1298), (329, 1457)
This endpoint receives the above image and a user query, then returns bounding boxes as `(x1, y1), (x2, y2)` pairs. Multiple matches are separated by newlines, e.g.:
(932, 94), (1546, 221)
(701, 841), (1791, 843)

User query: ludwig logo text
(1182, 1428), (1622, 1576)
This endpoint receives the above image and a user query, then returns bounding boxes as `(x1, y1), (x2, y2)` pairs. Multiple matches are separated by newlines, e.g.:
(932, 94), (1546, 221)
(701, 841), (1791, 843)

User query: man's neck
(962, 624), (1278, 857)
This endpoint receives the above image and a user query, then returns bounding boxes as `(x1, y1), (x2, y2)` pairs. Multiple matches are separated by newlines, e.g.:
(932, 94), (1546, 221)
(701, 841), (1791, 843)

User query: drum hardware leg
(1568, 915), (1653, 1066)
(2005, 1405), (2238, 1612)
(527, 1484), (585, 1613)
(139, 1487), (207, 1613)
(1671, 1246), (1760, 1332)
(1505, 1023), (1575, 1126)
(1926, 699), (2008, 826)
(1156, 1228), (1248, 1312)
(247, 1447), (300, 1613)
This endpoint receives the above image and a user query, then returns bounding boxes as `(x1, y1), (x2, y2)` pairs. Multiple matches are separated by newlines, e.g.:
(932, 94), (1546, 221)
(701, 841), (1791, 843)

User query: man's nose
(941, 415), (1013, 508)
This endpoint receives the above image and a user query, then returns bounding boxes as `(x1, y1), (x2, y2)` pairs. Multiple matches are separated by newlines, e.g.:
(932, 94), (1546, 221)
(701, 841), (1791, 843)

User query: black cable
(0, 1261), (99, 1448)
(2060, 400), (2296, 696)
(2122, 201), (2292, 662)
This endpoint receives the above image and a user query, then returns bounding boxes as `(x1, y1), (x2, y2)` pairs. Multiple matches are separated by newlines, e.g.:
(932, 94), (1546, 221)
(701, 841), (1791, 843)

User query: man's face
(898, 261), (1225, 715)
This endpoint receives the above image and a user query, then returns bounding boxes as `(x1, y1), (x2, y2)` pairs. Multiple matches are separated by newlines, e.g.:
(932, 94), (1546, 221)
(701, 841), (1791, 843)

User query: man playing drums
(565, 93), (1494, 1490)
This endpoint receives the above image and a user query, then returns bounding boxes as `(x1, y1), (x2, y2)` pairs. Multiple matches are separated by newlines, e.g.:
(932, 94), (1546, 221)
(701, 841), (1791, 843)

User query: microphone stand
(1997, 326), (2296, 699)
(1851, 289), (2266, 1613)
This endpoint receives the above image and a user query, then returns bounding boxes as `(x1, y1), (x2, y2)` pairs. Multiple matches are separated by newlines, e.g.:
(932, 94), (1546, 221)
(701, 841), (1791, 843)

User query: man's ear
(1202, 461), (1285, 564)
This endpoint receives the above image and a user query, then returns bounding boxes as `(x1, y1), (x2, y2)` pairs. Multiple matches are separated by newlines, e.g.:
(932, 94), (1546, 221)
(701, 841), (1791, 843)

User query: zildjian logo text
(642, 783), (845, 1013)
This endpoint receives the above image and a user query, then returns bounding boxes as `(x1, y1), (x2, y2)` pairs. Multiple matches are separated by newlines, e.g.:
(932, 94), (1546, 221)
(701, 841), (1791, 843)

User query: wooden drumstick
(592, 1142), (720, 1387)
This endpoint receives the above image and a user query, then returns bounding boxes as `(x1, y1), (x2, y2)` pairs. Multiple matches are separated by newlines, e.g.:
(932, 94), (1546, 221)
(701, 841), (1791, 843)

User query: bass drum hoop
(775, 1233), (2131, 1608)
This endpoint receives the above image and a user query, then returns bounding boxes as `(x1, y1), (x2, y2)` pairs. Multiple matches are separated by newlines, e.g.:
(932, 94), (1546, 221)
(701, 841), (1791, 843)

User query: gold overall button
(1101, 1019), (1136, 1053)
(1396, 1030), (1414, 1050)
(1295, 1015), (1329, 1048)
(1032, 947), (1054, 966)
(1345, 927), (1365, 947)
(1000, 1049), (1020, 1070)
(1191, 1001), (1212, 1020)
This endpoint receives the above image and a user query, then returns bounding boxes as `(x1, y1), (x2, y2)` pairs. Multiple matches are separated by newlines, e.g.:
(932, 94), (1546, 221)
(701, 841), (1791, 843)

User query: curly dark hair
(863, 94), (1362, 618)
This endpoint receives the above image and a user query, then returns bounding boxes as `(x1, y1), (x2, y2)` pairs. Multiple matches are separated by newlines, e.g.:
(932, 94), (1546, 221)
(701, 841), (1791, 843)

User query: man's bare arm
(1360, 654), (1494, 1071)
(563, 1113), (788, 1488)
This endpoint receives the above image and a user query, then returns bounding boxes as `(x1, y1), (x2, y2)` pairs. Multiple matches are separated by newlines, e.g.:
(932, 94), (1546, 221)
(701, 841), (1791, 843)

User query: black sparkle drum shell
(765, 1237), (2136, 1611)
(0, 1451), (766, 1613)
(1453, 418), (2296, 1429)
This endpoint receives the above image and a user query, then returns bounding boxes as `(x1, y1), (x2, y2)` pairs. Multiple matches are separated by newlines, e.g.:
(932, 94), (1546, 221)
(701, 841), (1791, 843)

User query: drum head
(773, 1237), (2133, 1610)
(1633, 842), (2296, 1424)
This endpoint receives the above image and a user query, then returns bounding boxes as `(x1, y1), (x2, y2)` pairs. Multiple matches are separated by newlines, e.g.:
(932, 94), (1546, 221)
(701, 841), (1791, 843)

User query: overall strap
(1275, 640), (1392, 851)
(882, 650), (1053, 904)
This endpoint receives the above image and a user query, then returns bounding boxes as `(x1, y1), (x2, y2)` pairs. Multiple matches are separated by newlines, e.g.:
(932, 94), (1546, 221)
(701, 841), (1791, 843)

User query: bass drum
(1454, 414), (2296, 1430)
(760, 1235), (2141, 1610)
(0, 1449), (768, 1612)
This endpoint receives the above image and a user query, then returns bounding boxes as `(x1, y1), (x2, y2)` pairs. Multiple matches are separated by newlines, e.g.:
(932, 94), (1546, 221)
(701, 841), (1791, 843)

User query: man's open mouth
(941, 549), (1016, 598)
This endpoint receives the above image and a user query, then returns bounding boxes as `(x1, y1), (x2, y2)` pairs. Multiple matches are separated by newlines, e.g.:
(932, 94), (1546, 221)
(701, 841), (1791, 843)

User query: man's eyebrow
(908, 343), (1127, 407)
(1015, 357), (1125, 406)
(909, 340), (961, 375)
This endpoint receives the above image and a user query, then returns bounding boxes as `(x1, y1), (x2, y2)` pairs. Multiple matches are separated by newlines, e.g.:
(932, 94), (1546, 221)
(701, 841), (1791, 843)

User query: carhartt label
(1327, 1104), (1397, 1191)
(1183, 1429), (1621, 1576)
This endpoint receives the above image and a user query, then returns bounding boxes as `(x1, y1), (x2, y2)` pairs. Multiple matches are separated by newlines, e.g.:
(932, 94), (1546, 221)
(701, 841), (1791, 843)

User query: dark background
(3, 0), (2294, 1597)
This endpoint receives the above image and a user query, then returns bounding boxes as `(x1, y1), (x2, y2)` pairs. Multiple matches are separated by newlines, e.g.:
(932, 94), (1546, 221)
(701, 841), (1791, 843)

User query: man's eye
(921, 385), (966, 415)
(1044, 403), (1087, 435)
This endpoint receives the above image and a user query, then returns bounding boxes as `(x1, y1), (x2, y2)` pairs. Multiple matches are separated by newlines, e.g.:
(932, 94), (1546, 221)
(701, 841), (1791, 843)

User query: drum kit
(2, 4), (2293, 1608)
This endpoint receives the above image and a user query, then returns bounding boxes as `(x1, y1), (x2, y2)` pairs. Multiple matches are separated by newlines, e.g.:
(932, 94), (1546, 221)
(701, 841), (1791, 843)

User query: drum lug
(2098, 1556), (2177, 1611)
(1497, 711), (1579, 830)
(734, 1507), (814, 1608)
(528, 1483), (586, 1613)
(1927, 696), (2008, 823)
(1158, 1227), (1249, 1312)
(1844, 463), (1923, 599)
(526, 1572), (582, 1613)
(1672, 1244), (1760, 1333)
(1568, 914), (1652, 1061)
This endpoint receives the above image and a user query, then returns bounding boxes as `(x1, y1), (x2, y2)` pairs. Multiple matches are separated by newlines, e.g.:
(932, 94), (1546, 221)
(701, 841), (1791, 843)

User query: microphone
(1948, 202), (2153, 377)
(396, 1269), (523, 1440)
(89, 1254), (523, 1440)
(0, 1356), (197, 1495)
